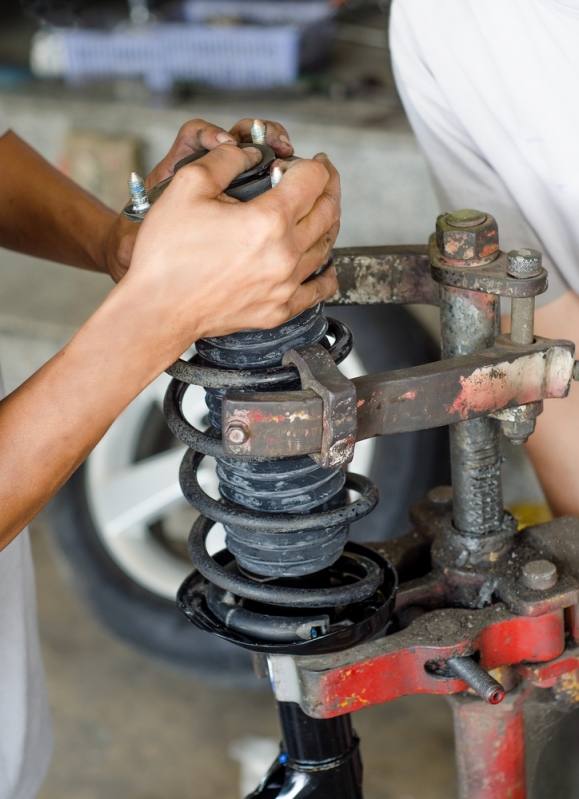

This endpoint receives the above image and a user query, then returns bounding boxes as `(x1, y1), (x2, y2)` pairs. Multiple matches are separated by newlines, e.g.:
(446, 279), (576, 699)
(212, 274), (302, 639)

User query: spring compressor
(126, 144), (579, 799)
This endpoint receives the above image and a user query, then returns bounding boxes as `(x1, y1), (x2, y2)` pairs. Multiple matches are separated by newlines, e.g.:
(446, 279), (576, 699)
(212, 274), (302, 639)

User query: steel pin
(447, 655), (505, 704)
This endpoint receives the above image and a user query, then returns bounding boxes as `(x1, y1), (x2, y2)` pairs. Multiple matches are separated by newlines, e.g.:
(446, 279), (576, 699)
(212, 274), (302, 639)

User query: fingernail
(245, 146), (263, 160)
(279, 134), (293, 147)
(216, 132), (235, 143)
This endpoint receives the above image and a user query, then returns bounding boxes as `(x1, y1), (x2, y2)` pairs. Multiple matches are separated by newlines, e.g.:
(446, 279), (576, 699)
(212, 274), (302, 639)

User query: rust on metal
(448, 686), (529, 799)
(222, 338), (575, 459)
(436, 210), (499, 267)
(327, 245), (439, 306)
(290, 606), (564, 718)
(430, 237), (548, 298)
(282, 344), (357, 469)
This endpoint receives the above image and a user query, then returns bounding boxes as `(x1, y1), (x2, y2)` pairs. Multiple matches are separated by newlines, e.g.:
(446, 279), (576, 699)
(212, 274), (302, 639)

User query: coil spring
(163, 299), (398, 649)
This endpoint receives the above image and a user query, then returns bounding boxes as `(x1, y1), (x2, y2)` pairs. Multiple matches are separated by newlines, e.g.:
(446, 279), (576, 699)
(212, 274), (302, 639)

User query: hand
(119, 142), (340, 355)
(102, 118), (295, 283)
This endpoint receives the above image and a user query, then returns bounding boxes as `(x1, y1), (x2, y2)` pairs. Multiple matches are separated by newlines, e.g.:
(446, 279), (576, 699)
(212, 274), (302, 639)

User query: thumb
(170, 143), (263, 200)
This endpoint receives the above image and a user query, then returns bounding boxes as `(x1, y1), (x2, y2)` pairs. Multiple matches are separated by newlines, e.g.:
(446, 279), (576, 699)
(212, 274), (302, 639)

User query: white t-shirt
(0, 109), (53, 799)
(390, 0), (579, 305)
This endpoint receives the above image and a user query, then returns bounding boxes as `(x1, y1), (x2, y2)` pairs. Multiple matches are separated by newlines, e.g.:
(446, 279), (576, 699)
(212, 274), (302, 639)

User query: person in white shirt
(390, 0), (579, 517)
(0, 107), (339, 799)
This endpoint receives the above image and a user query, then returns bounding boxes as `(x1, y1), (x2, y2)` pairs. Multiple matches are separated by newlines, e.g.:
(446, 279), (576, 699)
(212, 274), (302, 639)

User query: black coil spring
(165, 302), (380, 583)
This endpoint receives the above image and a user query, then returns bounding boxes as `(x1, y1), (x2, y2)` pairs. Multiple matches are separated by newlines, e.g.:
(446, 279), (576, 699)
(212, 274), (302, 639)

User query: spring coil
(165, 302), (380, 583)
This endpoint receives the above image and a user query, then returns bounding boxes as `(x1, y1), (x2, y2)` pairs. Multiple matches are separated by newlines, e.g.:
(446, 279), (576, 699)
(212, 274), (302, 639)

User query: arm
(0, 117), (294, 282)
(526, 292), (579, 517)
(0, 143), (340, 550)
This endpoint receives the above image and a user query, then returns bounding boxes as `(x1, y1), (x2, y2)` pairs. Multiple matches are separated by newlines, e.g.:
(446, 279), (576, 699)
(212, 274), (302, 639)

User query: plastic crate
(30, 7), (335, 92)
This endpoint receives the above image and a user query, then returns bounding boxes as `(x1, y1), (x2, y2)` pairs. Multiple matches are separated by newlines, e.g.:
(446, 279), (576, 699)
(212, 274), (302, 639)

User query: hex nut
(501, 418), (536, 446)
(226, 423), (250, 445)
(436, 209), (499, 266)
(507, 248), (543, 279)
(521, 560), (558, 591)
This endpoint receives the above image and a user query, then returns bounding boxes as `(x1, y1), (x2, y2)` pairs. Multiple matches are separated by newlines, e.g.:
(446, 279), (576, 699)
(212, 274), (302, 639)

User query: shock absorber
(126, 134), (397, 799)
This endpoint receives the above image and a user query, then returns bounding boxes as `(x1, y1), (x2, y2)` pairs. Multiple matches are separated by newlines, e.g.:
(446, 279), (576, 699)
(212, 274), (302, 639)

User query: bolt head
(428, 486), (453, 512)
(436, 209), (499, 266)
(521, 559), (558, 591)
(226, 423), (249, 446)
(507, 248), (543, 279)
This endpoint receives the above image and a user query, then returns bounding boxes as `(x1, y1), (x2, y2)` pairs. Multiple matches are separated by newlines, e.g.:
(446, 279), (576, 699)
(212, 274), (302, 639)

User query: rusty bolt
(521, 560), (558, 591)
(507, 248), (543, 279)
(226, 423), (250, 446)
(436, 208), (499, 266)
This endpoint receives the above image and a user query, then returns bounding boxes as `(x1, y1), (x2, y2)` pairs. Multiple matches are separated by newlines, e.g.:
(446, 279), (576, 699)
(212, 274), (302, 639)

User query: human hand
(118, 142), (340, 357)
(102, 118), (294, 282)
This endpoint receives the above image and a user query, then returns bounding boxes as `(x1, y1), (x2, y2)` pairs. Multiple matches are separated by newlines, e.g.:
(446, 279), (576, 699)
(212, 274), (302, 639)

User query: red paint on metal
(315, 611), (564, 717)
(480, 242), (499, 258)
(450, 689), (527, 799)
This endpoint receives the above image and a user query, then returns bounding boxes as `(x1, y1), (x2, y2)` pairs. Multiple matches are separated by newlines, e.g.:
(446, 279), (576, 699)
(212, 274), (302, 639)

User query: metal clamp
(282, 344), (357, 469)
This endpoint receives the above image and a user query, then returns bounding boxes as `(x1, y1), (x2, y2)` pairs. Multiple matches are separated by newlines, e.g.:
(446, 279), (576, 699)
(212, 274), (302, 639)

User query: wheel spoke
(92, 448), (187, 538)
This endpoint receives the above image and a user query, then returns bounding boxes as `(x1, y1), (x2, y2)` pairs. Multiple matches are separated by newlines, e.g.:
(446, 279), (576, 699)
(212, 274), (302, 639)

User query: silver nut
(573, 361), (579, 382)
(501, 418), (536, 445)
(226, 423), (249, 446)
(507, 248), (543, 279)
(521, 559), (558, 591)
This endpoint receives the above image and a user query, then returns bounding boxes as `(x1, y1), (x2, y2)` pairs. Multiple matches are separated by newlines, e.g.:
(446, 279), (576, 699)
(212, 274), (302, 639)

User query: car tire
(46, 305), (449, 686)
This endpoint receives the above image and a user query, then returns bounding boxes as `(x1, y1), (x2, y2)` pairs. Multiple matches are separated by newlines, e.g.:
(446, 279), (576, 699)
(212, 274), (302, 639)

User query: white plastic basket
(31, 6), (335, 92)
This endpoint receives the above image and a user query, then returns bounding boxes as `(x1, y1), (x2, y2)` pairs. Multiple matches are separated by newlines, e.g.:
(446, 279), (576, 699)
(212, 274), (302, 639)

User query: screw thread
(251, 119), (267, 145)
(128, 172), (150, 212)
(447, 656), (505, 704)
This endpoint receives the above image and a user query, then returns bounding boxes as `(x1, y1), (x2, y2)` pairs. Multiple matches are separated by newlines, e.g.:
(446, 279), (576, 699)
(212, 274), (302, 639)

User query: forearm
(0, 130), (117, 273)
(523, 291), (579, 516)
(0, 281), (191, 550)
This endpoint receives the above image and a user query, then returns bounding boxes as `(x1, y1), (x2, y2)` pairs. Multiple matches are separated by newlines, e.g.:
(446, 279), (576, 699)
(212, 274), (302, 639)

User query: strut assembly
(126, 138), (579, 799)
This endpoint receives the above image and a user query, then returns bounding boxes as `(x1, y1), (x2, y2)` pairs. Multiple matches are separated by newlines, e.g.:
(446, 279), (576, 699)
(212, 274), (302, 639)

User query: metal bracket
(282, 344), (357, 468)
(221, 337), (575, 460)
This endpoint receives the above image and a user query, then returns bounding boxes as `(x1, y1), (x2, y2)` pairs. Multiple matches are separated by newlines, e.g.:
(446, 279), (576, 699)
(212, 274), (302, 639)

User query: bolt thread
(251, 119), (267, 145)
(128, 172), (150, 212)
(447, 656), (505, 704)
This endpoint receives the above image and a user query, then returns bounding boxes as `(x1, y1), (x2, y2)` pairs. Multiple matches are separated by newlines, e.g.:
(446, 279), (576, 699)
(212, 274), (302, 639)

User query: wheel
(46, 306), (449, 683)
